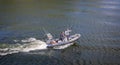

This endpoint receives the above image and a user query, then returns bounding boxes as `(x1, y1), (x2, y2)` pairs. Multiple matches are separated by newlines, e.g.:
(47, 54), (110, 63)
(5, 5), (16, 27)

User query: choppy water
(0, 0), (120, 65)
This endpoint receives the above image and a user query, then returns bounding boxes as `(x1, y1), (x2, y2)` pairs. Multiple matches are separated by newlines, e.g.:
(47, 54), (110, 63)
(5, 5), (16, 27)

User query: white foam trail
(0, 38), (47, 56)
(21, 40), (47, 52)
(0, 48), (19, 56)
(17, 38), (47, 52)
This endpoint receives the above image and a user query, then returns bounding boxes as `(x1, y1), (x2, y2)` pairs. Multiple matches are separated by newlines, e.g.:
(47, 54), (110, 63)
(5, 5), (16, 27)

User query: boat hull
(47, 34), (81, 48)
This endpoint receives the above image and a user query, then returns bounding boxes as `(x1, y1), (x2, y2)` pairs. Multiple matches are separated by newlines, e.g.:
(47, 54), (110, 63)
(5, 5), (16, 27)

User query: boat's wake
(0, 38), (47, 56)
(0, 37), (72, 56)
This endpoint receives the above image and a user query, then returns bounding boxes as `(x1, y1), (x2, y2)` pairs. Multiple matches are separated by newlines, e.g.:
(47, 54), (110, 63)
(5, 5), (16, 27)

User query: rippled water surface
(0, 0), (120, 65)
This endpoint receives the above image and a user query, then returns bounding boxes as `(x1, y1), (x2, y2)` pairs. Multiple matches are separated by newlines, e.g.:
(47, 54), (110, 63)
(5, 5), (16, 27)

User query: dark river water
(0, 0), (120, 65)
